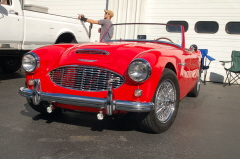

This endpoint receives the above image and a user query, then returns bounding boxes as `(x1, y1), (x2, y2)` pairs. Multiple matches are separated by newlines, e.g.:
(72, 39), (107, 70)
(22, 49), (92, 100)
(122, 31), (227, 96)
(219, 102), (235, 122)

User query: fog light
(134, 89), (142, 97)
(28, 79), (35, 86)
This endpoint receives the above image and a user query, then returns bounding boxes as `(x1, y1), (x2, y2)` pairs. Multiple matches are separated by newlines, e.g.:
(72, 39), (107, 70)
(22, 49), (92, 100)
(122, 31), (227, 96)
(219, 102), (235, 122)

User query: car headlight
(128, 58), (151, 82)
(22, 52), (39, 72)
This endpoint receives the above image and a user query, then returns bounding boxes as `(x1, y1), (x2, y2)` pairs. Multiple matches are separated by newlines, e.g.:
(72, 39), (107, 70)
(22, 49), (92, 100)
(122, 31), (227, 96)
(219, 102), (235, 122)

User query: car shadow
(20, 102), (144, 133)
(0, 70), (25, 81)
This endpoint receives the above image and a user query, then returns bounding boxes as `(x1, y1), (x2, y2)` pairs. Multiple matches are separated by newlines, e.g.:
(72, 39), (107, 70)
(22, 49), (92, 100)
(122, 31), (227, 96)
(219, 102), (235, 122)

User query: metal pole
(106, 0), (109, 10)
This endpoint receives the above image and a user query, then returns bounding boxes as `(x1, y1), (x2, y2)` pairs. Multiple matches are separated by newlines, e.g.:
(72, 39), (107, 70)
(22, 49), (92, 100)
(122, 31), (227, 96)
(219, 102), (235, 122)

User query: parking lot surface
(0, 71), (240, 159)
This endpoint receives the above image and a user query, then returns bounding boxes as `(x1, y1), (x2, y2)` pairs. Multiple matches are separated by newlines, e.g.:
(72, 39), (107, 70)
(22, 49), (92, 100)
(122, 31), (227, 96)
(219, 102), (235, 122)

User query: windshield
(100, 23), (184, 48)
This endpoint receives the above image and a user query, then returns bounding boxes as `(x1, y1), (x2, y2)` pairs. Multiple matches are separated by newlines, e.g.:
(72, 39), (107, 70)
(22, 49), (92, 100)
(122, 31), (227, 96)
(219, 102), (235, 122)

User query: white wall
(108, 0), (147, 24)
(147, 0), (240, 82)
(25, 0), (106, 42)
(109, 0), (240, 82)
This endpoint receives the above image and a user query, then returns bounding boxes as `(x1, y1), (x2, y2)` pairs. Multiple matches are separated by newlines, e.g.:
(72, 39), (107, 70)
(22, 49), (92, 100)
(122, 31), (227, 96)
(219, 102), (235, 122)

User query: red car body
(19, 23), (201, 133)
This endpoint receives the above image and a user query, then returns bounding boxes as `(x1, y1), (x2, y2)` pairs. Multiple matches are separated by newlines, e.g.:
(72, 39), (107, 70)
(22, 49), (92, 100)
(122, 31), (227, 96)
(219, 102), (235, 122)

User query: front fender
(136, 51), (178, 102)
(26, 44), (76, 75)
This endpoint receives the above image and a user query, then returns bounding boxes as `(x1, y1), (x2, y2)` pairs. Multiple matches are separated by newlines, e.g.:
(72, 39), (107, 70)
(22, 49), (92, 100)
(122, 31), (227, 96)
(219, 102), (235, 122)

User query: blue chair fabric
(199, 49), (215, 84)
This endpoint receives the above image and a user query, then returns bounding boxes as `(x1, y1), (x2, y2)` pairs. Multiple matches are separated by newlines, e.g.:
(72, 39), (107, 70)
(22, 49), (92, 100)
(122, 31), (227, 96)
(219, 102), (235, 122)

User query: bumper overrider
(19, 79), (154, 116)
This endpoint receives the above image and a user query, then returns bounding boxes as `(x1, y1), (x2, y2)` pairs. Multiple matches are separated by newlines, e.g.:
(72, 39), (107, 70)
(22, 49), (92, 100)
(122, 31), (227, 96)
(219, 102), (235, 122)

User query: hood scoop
(75, 49), (110, 55)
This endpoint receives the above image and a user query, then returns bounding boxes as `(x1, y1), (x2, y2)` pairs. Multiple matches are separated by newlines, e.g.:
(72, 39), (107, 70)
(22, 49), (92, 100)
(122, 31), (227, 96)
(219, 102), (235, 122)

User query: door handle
(179, 63), (186, 66)
(9, 10), (18, 15)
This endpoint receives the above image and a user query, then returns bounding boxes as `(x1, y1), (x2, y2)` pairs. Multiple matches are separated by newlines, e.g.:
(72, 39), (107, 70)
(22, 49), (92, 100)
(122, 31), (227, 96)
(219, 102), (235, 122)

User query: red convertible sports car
(19, 23), (201, 133)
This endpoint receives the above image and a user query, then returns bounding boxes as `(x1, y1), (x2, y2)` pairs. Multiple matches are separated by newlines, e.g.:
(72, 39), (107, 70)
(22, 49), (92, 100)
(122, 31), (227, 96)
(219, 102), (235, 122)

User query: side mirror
(189, 44), (198, 52)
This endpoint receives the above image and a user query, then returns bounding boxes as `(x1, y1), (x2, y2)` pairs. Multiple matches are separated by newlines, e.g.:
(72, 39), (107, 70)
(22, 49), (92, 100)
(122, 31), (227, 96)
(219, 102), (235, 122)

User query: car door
(0, 0), (23, 50)
(189, 51), (201, 87)
(177, 50), (192, 98)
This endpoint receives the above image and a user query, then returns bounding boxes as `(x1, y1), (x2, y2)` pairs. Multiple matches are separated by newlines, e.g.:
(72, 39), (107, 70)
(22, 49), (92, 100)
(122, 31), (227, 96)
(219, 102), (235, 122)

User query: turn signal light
(28, 79), (35, 86)
(134, 89), (142, 97)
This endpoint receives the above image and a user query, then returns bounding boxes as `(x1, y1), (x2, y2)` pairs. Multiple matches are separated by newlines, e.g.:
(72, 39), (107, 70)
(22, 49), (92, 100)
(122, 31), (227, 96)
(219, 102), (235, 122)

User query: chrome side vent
(75, 49), (110, 55)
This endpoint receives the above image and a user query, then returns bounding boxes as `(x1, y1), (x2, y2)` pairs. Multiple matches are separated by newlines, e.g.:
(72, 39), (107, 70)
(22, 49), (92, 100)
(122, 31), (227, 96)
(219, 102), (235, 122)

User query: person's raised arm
(78, 14), (99, 24)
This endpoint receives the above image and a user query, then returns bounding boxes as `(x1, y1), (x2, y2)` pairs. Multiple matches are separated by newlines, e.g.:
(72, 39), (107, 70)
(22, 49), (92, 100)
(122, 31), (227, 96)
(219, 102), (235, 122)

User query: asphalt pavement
(0, 70), (240, 159)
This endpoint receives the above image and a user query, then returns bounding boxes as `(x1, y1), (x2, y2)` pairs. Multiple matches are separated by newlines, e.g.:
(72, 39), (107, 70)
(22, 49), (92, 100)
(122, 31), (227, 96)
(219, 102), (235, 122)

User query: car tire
(187, 71), (201, 97)
(26, 98), (62, 114)
(0, 57), (22, 73)
(138, 68), (180, 133)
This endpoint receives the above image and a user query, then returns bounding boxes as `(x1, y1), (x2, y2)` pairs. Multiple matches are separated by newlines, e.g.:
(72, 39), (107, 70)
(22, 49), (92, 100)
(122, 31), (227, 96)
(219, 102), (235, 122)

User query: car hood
(54, 42), (169, 74)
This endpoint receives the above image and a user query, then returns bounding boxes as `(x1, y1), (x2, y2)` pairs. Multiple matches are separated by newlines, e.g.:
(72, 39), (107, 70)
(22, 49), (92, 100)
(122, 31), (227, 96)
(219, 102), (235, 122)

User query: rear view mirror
(189, 44), (198, 52)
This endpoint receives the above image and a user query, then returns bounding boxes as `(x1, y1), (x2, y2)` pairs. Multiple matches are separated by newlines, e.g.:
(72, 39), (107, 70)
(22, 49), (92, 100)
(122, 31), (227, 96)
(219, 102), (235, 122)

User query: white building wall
(25, 0), (106, 42)
(108, 0), (147, 24)
(147, 0), (240, 82)
(108, 0), (240, 83)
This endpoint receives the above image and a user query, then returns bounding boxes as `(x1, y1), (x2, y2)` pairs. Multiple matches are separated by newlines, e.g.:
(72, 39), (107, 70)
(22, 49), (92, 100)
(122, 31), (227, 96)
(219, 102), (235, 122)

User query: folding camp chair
(220, 50), (240, 87)
(199, 49), (215, 84)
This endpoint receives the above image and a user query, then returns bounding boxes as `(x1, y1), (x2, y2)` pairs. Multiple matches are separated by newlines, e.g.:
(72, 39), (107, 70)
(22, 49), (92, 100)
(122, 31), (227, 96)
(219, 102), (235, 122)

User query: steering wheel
(155, 37), (173, 43)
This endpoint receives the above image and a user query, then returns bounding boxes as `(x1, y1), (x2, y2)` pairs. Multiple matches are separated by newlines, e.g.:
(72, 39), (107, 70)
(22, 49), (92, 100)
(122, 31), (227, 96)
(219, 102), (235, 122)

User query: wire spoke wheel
(137, 68), (180, 134)
(155, 80), (176, 123)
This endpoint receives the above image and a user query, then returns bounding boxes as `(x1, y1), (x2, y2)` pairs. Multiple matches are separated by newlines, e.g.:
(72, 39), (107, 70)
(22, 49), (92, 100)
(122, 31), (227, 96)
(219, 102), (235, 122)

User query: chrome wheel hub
(155, 80), (176, 123)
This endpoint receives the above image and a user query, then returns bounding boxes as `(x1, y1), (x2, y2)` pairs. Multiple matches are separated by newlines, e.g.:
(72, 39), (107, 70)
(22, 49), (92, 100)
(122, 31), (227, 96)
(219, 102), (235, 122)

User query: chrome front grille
(49, 66), (124, 91)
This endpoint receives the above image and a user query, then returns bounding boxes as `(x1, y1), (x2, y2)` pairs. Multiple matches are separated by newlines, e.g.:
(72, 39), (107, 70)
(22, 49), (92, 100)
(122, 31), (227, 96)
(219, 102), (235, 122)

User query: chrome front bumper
(19, 79), (154, 115)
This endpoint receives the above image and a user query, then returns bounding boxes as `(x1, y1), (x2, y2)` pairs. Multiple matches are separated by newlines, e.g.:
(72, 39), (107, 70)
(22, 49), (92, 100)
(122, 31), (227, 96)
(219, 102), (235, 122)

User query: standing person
(78, 10), (114, 42)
